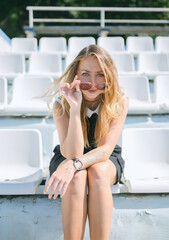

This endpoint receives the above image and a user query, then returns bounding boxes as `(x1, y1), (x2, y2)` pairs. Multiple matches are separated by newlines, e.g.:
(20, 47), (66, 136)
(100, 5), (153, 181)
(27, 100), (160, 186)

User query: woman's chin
(82, 91), (102, 101)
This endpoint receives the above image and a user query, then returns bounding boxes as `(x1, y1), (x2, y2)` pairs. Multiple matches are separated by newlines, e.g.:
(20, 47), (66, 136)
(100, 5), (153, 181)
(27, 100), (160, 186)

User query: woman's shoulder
(53, 97), (62, 108)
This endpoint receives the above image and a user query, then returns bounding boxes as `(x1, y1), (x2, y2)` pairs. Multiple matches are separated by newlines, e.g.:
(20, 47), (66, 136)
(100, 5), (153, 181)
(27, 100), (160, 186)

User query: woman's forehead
(78, 56), (102, 72)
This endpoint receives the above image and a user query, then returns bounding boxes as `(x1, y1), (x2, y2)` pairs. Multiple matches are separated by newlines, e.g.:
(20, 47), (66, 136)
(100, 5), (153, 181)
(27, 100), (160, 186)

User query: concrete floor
(0, 193), (169, 240)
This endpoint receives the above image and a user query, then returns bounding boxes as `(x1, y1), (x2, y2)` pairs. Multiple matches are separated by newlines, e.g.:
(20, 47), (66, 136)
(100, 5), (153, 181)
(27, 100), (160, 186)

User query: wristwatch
(72, 158), (84, 171)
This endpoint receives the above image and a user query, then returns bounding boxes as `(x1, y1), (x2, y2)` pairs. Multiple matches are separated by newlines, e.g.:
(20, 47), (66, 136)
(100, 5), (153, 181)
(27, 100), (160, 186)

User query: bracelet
(72, 158), (84, 171)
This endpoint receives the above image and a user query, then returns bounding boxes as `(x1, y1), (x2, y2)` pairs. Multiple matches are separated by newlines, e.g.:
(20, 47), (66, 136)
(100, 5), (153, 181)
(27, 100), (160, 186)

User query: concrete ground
(0, 192), (169, 240)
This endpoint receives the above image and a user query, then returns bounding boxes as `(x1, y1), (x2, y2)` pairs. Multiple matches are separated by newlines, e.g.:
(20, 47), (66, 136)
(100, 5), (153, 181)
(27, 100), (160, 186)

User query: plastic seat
(110, 53), (135, 75)
(39, 37), (67, 57)
(154, 75), (169, 113)
(97, 37), (125, 53)
(3, 76), (53, 116)
(126, 36), (154, 56)
(68, 37), (95, 53)
(0, 53), (25, 82)
(0, 77), (7, 111)
(0, 129), (43, 195)
(118, 75), (159, 114)
(11, 37), (37, 57)
(122, 128), (169, 193)
(138, 53), (169, 79)
(28, 53), (62, 78)
(155, 36), (169, 53)
(65, 52), (78, 69)
(0, 36), (11, 53)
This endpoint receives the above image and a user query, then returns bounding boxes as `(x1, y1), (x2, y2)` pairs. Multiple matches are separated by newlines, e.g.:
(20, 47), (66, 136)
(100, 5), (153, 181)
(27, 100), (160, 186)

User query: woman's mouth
(88, 90), (97, 94)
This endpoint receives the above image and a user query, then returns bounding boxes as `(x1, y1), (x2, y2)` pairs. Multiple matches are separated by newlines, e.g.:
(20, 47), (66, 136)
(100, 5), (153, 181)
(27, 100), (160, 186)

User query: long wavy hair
(45, 45), (125, 147)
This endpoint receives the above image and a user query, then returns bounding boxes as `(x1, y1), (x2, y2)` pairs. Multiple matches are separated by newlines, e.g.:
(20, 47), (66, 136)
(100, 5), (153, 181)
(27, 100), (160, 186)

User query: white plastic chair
(0, 77), (7, 111)
(65, 52), (78, 69)
(0, 53), (25, 82)
(155, 36), (169, 53)
(154, 75), (169, 113)
(0, 129), (43, 195)
(138, 53), (169, 79)
(3, 76), (53, 116)
(122, 128), (169, 193)
(0, 36), (11, 53)
(11, 37), (37, 57)
(118, 75), (159, 114)
(97, 37), (125, 53)
(28, 53), (62, 79)
(110, 53), (135, 74)
(126, 36), (154, 56)
(39, 37), (67, 57)
(68, 37), (95, 53)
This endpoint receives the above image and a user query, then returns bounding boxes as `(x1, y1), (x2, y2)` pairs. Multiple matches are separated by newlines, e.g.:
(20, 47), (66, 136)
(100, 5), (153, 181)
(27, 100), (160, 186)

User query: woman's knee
(67, 169), (88, 196)
(87, 163), (110, 187)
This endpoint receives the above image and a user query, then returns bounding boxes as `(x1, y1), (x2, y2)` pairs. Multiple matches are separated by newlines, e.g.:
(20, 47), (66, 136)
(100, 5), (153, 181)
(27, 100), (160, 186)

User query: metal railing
(26, 6), (169, 28)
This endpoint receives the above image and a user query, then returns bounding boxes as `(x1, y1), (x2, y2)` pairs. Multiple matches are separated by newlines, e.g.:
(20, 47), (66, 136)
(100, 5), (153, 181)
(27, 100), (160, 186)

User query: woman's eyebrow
(81, 69), (103, 73)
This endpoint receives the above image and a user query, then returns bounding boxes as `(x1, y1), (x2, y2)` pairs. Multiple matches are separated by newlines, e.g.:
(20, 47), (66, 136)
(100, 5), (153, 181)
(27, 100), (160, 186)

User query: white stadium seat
(3, 76), (53, 116)
(11, 37), (37, 57)
(118, 75), (159, 114)
(155, 36), (169, 53)
(154, 75), (169, 113)
(0, 77), (7, 111)
(110, 53), (135, 75)
(0, 129), (43, 195)
(0, 53), (25, 82)
(97, 37), (125, 53)
(0, 36), (11, 53)
(28, 53), (62, 79)
(122, 128), (169, 193)
(126, 36), (154, 56)
(138, 52), (169, 79)
(68, 37), (95, 53)
(39, 37), (67, 57)
(65, 52), (78, 69)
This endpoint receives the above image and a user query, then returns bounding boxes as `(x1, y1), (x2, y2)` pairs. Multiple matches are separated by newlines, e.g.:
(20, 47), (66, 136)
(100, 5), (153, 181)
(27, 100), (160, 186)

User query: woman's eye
(82, 72), (89, 76)
(97, 73), (104, 77)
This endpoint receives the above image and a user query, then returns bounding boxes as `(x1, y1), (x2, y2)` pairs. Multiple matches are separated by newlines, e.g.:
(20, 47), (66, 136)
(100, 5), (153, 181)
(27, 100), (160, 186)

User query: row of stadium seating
(1, 52), (169, 83)
(1, 75), (169, 116)
(1, 36), (169, 56)
(0, 128), (169, 195)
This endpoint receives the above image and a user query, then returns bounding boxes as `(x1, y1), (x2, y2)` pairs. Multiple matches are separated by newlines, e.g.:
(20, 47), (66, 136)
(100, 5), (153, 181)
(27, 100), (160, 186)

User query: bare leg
(61, 169), (88, 240)
(87, 160), (117, 240)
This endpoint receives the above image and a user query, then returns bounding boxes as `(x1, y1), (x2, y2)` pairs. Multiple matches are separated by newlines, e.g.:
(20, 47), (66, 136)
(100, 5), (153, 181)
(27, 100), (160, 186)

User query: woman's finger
(48, 179), (60, 199)
(60, 182), (69, 198)
(44, 175), (55, 193)
(53, 181), (64, 199)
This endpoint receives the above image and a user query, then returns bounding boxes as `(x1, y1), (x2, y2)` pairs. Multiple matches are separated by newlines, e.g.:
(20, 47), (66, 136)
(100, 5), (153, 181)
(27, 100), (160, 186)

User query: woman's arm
(74, 98), (129, 169)
(53, 101), (84, 159)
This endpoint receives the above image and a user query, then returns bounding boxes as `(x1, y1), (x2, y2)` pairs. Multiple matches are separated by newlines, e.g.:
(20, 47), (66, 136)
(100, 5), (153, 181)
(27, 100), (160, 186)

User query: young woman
(44, 45), (128, 240)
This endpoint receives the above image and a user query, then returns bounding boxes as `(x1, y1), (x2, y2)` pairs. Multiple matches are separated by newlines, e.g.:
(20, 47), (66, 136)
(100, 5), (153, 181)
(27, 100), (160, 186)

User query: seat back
(118, 75), (151, 102)
(97, 37), (125, 52)
(0, 129), (42, 168)
(122, 128), (169, 180)
(138, 53), (169, 72)
(28, 53), (62, 73)
(68, 37), (95, 53)
(0, 77), (7, 107)
(154, 75), (169, 103)
(39, 37), (67, 53)
(11, 38), (37, 53)
(155, 36), (169, 53)
(11, 76), (53, 104)
(126, 36), (154, 53)
(0, 53), (25, 73)
(110, 53), (135, 72)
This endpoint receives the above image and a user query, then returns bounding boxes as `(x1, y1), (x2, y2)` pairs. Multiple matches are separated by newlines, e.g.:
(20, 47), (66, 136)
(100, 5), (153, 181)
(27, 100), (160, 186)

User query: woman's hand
(44, 159), (76, 199)
(60, 75), (82, 113)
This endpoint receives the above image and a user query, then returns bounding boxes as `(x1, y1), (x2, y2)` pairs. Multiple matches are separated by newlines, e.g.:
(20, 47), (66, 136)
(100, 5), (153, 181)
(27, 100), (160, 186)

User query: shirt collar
(86, 105), (100, 118)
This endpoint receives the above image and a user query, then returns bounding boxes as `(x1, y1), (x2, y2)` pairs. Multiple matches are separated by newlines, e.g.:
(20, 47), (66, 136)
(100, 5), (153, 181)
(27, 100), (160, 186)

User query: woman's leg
(61, 168), (88, 240)
(87, 160), (117, 240)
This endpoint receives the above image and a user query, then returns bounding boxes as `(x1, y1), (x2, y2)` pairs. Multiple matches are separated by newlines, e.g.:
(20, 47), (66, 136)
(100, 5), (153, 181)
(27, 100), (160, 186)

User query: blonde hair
(45, 45), (125, 147)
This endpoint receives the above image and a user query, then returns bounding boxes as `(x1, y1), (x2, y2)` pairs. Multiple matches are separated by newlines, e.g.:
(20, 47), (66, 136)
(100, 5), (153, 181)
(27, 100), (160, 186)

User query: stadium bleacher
(1, 35), (169, 195)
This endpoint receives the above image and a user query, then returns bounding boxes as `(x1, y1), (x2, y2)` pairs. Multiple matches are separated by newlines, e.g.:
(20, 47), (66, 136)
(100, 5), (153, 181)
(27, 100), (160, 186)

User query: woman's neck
(83, 96), (102, 111)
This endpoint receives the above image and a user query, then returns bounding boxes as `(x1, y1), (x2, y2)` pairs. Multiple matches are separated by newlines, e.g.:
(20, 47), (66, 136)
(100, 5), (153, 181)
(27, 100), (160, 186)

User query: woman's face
(76, 56), (106, 101)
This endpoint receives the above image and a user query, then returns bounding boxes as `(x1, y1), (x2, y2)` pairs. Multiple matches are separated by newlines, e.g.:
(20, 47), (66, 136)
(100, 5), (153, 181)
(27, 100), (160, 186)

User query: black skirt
(49, 144), (125, 184)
